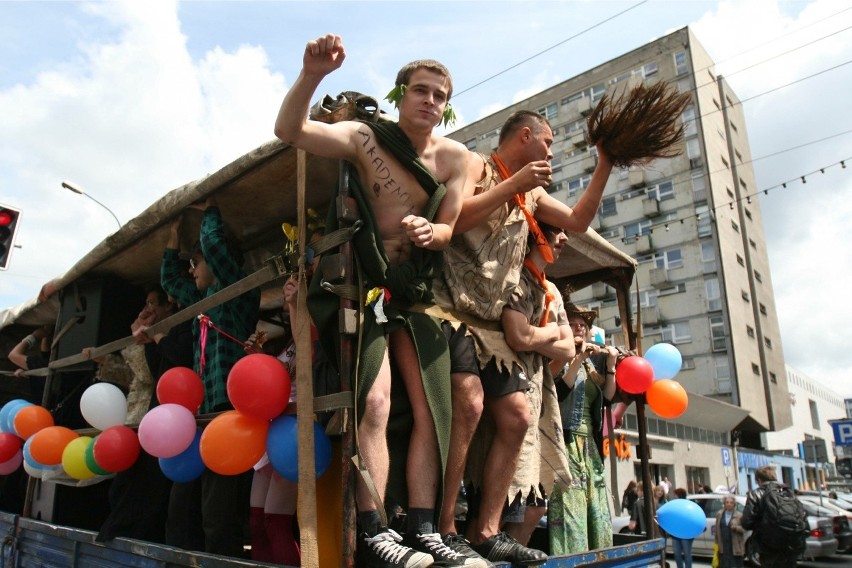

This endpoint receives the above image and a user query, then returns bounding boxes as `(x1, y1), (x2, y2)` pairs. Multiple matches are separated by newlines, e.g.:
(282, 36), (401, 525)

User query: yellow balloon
(62, 436), (96, 480)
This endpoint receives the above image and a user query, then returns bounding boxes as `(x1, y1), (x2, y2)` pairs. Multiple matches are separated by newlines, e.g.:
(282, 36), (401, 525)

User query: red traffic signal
(0, 205), (21, 270)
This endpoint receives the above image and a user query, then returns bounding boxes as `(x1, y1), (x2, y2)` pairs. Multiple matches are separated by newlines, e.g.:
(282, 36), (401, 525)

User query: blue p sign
(832, 420), (852, 446)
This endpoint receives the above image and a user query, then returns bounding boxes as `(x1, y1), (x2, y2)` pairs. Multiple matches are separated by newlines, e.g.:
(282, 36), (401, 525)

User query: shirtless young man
(274, 34), (476, 568)
(433, 110), (613, 566)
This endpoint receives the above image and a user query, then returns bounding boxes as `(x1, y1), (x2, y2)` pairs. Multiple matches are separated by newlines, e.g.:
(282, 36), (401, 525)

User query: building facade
(447, 26), (803, 504)
(447, 26), (792, 446)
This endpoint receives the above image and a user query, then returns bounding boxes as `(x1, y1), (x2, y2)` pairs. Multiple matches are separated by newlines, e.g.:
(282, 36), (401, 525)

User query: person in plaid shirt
(161, 197), (260, 558)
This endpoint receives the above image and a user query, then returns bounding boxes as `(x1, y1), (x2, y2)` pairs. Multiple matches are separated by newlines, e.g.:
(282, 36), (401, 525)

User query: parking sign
(721, 447), (731, 466)
(832, 419), (852, 446)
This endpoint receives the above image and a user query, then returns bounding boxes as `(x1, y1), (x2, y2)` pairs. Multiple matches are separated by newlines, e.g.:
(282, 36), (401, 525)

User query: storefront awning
(646, 391), (750, 433)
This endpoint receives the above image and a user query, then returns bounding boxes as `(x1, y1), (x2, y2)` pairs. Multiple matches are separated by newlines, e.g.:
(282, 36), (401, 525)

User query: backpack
(756, 484), (808, 552)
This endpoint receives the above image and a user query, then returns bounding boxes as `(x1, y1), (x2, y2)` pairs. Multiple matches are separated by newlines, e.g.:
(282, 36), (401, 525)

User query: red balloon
(93, 425), (140, 472)
(647, 379), (689, 419)
(615, 356), (655, 394)
(226, 354), (291, 421)
(199, 410), (269, 475)
(14, 405), (54, 440)
(157, 367), (204, 413)
(0, 432), (22, 463)
(29, 426), (79, 466)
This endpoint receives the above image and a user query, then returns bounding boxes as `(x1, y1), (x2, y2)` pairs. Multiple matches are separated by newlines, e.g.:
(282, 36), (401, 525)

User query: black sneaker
(403, 532), (487, 567)
(470, 531), (547, 566)
(361, 528), (434, 568)
(442, 533), (494, 568)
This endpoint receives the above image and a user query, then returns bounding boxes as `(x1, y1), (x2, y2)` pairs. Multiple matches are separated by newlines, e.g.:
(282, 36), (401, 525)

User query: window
(736, 254), (744, 267)
(759, 303), (767, 316)
(696, 205), (711, 237)
(566, 174), (591, 197)
(687, 138), (701, 160)
(735, 150), (743, 163)
(721, 156), (729, 170)
(717, 127), (725, 140)
(730, 121), (738, 133)
(746, 325), (755, 338)
(682, 106), (697, 137)
(731, 220), (739, 233)
(770, 371), (777, 383)
(538, 102), (558, 121)
(715, 356), (731, 393)
(647, 180), (674, 201)
(661, 321), (691, 344)
(565, 118), (585, 134)
(745, 208), (752, 220)
(749, 238), (757, 250)
(636, 288), (659, 309)
(677, 77), (691, 94)
(710, 316), (726, 351)
(654, 248), (683, 269)
(600, 196), (617, 217)
(590, 83), (605, 102)
(692, 172), (706, 201)
(642, 62), (658, 77)
(624, 219), (651, 238)
(809, 400), (820, 429)
(705, 277), (721, 311)
(464, 138), (477, 151)
(751, 363), (760, 375)
(701, 241), (716, 272)
(674, 51), (688, 75)
(764, 337), (773, 349)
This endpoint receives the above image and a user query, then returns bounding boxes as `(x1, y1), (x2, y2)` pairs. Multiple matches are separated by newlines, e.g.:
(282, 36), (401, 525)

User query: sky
(0, 0), (850, 401)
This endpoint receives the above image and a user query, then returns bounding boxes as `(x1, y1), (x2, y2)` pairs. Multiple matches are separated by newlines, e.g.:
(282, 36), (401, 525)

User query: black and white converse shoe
(404, 532), (488, 567)
(362, 528), (434, 568)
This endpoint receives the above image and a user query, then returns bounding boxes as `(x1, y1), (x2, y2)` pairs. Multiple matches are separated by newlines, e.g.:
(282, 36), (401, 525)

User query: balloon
(159, 429), (205, 482)
(643, 343), (683, 380)
(138, 403), (197, 458)
(80, 382), (128, 430)
(157, 367), (204, 413)
(61, 436), (95, 480)
(615, 356), (654, 394)
(0, 432), (22, 463)
(23, 437), (45, 469)
(267, 415), (332, 482)
(199, 410), (268, 475)
(13, 405), (54, 439)
(23, 459), (50, 478)
(0, 449), (22, 475)
(647, 379), (689, 419)
(0, 399), (32, 433)
(93, 425), (140, 472)
(657, 498), (706, 539)
(226, 354), (291, 421)
(29, 426), (79, 465)
(84, 437), (111, 476)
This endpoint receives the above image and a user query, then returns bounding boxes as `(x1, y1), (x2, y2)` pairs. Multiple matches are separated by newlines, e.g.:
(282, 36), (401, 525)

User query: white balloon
(80, 383), (128, 430)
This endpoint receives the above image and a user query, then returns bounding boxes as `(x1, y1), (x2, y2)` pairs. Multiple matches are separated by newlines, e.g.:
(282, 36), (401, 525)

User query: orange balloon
(29, 426), (79, 466)
(646, 379), (688, 419)
(199, 410), (268, 475)
(14, 405), (54, 440)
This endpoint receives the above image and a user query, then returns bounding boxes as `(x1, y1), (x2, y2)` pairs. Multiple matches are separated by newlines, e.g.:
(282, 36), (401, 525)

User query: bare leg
(503, 505), (546, 546)
(390, 327), (438, 510)
(438, 371), (483, 535)
(355, 346), (392, 514)
(468, 391), (529, 545)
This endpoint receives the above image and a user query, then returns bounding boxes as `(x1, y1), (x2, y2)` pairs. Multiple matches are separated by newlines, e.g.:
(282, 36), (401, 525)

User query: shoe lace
(419, 532), (463, 559)
(366, 529), (412, 563)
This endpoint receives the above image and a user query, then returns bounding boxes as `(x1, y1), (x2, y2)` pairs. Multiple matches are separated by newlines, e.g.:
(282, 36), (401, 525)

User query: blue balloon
(657, 498), (706, 539)
(159, 429), (205, 483)
(23, 436), (46, 469)
(1, 399), (33, 434)
(643, 343), (683, 380)
(267, 415), (332, 482)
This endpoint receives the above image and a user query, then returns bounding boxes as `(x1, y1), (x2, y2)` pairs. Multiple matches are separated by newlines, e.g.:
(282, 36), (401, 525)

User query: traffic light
(0, 204), (21, 270)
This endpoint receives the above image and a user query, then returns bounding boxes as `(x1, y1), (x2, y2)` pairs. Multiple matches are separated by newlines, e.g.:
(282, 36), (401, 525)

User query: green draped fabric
(308, 120), (451, 514)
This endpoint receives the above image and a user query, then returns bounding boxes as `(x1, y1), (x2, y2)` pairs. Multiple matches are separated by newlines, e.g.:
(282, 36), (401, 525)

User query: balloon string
(197, 314), (254, 375)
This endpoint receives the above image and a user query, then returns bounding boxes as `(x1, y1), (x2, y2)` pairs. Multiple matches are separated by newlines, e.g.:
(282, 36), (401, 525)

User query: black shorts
(442, 321), (480, 376)
(480, 358), (531, 398)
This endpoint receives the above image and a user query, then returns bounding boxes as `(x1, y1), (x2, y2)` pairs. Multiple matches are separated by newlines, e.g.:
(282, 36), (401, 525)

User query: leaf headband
(385, 84), (457, 127)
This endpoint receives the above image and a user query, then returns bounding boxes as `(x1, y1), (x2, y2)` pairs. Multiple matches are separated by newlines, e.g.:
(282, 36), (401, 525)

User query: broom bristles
(587, 82), (693, 169)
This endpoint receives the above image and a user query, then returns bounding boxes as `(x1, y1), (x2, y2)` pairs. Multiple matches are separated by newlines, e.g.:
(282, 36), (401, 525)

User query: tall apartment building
(448, 26), (792, 449)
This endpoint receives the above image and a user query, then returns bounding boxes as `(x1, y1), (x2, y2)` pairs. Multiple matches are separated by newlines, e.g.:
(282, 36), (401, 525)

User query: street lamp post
(61, 181), (122, 230)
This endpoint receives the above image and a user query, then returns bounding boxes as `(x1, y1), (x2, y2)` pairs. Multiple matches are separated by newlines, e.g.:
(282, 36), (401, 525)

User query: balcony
(591, 282), (608, 297)
(578, 154), (597, 173)
(628, 169), (645, 188)
(576, 97), (593, 117)
(643, 198), (661, 217)
(649, 267), (669, 287)
(566, 129), (588, 149)
(635, 234), (653, 254)
(640, 306), (660, 325)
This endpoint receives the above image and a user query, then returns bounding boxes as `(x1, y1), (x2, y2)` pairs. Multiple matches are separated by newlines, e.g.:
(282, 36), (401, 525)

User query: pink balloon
(0, 448), (23, 475)
(138, 404), (197, 458)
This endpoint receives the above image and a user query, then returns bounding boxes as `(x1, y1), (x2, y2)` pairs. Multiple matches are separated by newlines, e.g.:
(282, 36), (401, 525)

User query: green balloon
(84, 437), (111, 476)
